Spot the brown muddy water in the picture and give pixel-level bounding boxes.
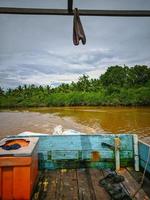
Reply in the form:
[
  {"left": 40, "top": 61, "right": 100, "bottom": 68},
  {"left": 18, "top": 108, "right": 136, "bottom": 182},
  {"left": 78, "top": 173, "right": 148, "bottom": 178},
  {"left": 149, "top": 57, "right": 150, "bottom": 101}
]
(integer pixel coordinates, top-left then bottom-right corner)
[{"left": 0, "top": 106, "right": 150, "bottom": 140}]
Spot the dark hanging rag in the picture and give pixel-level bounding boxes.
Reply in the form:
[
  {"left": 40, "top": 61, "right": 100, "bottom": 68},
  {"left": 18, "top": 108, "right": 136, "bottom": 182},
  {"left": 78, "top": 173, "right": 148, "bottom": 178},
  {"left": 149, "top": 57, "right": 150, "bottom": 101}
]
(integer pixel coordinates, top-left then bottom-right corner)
[{"left": 73, "top": 8, "right": 86, "bottom": 45}]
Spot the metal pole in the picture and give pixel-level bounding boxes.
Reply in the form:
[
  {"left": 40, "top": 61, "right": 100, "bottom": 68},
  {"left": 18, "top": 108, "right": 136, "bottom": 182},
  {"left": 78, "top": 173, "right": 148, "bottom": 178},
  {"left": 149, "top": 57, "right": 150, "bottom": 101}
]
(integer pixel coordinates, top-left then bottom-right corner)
[
  {"left": 68, "top": 0, "right": 73, "bottom": 13},
  {"left": 0, "top": 7, "right": 150, "bottom": 17}
]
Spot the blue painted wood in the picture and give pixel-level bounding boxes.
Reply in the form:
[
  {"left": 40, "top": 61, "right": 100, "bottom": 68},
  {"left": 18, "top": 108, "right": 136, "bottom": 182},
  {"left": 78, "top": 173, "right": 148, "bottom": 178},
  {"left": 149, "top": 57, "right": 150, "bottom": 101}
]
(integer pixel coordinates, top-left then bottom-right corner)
[
  {"left": 7, "top": 134, "right": 134, "bottom": 170},
  {"left": 139, "top": 140, "right": 150, "bottom": 173},
  {"left": 37, "top": 134, "right": 133, "bottom": 151},
  {"left": 43, "top": 161, "right": 115, "bottom": 170}
]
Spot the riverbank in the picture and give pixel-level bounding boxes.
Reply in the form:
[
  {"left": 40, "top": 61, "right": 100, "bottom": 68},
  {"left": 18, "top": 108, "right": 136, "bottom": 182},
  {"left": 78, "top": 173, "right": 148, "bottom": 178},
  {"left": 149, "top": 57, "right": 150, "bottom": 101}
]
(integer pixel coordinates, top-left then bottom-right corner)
[
  {"left": 1, "top": 65, "right": 150, "bottom": 107},
  {"left": 0, "top": 87, "right": 150, "bottom": 108}
]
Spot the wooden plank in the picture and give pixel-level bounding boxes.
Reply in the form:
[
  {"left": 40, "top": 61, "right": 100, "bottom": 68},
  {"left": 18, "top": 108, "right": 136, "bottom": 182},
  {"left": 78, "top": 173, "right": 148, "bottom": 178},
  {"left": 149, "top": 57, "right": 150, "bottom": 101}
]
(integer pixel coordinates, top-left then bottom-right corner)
[
  {"left": 44, "top": 170, "right": 59, "bottom": 200},
  {"left": 57, "top": 169, "right": 78, "bottom": 200},
  {"left": 32, "top": 170, "right": 59, "bottom": 200},
  {"left": 52, "top": 150, "right": 79, "bottom": 160},
  {"left": 77, "top": 169, "right": 95, "bottom": 200},
  {"left": 119, "top": 168, "right": 150, "bottom": 200},
  {"left": 41, "top": 160, "right": 115, "bottom": 170},
  {"left": 127, "top": 167, "right": 150, "bottom": 198},
  {"left": 0, "top": 7, "right": 150, "bottom": 17},
  {"left": 89, "top": 169, "right": 111, "bottom": 200},
  {"left": 33, "top": 169, "right": 150, "bottom": 200},
  {"left": 138, "top": 140, "right": 150, "bottom": 174}
]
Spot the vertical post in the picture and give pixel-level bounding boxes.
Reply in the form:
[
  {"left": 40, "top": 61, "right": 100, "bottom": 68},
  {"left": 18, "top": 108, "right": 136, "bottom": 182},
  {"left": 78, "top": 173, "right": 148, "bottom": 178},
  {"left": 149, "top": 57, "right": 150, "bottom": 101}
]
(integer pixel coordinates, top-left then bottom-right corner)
[
  {"left": 68, "top": 0, "right": 73, "bottom": 13},
  {"left": 114, "top": 137, "right": 121, "bottom": 171},
  {"left": 133, "top": 134, "right": 139, "bottom": 171}
]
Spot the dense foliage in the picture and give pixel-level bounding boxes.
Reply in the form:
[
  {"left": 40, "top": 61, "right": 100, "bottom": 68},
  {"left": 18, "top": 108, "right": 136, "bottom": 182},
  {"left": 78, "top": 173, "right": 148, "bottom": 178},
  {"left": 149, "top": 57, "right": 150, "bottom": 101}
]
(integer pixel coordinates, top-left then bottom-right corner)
[{"left": 0, "top": 65, "right": 150, "bottom": 107}]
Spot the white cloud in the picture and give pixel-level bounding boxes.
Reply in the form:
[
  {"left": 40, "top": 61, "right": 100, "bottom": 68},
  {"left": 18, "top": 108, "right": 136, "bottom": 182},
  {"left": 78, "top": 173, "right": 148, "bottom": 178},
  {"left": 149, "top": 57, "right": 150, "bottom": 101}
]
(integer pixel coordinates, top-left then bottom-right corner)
[
  {"left": 1, "top": 47, "right": 149, "bottom": 89},
  {"left": 0, "top": 0, "right": 150, "bottom": 88},
  {"left": 0, "top": 48, "right": 119, "bottom": 88}
]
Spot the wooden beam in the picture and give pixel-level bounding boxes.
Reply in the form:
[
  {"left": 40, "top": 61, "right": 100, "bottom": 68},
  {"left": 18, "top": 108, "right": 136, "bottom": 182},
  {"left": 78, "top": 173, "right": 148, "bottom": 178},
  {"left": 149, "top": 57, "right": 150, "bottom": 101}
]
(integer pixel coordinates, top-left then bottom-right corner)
[
  {"left": 0, "top": 7, "right": 150, "bottom": 17},
  {"left": 68, "top": 0, "right": 73, "bottom": 13}
]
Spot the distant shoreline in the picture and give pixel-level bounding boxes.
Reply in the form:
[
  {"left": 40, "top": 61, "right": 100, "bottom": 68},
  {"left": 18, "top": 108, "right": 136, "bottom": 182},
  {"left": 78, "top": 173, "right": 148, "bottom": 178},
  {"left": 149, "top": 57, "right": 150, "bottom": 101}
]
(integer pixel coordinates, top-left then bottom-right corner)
[
  {"left": 0, "top": 103, "right": 150, "bottom": 109},
  {"left": 1, "top": 65, "right": 150, "bottom": 107}
]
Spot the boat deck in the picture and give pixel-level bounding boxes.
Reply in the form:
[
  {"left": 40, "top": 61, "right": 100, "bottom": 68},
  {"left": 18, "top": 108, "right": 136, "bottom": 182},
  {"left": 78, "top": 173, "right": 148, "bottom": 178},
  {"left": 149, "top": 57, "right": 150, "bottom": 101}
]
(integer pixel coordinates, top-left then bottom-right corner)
[{"left": 32, "top": 168, "right": 150, "bottom": 200}]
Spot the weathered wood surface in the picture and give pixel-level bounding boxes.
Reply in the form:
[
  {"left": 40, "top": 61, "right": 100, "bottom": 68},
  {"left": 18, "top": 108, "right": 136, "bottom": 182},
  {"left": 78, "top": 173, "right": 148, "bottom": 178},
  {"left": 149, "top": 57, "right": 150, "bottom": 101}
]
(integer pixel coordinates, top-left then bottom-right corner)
[
  {"left": 77, "top": 169, "right": 93, "bottom": 200},
  {"left": 139, "top": 140, "right": 150, "bottom": 174},
  {"left": 32, "top": 169, "right": 110, "bottom": 200},
  {"left": 36, "top": 134, "right": 134, "bottom": 170},
  {"left": 32, "top": 168, "right": 149, "bottom": 200},
  {"left": 89, "top": 169, "right": 110, "bottom": 200},
  {"left": 127, "top": 167, "right": 150, "bottom": 198},
  {"left": 119, "top": 168, "right": 149, "bottom": 200}
]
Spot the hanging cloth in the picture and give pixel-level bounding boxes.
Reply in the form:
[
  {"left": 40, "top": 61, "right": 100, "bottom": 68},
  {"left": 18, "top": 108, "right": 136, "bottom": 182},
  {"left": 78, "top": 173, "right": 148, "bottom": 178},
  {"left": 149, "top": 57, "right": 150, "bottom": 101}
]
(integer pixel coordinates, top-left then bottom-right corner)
[{"left": 73, "top": 8, "right": 86, "bottom": 45}]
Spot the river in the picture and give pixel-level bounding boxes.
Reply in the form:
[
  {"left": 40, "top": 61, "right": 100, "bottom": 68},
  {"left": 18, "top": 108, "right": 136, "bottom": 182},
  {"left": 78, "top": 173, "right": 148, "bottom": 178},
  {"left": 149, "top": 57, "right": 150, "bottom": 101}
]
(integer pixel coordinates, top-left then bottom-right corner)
[{"left": 0, "top": 106, "right": 150, "bottom": 139}]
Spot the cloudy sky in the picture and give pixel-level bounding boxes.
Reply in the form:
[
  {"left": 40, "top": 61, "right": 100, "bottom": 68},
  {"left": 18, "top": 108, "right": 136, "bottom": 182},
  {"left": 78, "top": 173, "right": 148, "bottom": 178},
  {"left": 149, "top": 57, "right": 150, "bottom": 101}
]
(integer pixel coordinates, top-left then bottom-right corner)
[{"left": 0, "top": 0, "right": 150, "bottom": 88}]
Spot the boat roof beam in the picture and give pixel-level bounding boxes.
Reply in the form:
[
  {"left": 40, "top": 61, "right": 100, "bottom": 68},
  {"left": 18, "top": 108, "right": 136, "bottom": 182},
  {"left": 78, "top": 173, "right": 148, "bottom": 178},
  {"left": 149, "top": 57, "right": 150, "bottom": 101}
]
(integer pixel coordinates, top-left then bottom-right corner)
[{"left": 0, "top": 7, "right": 150, "bottom": 17}]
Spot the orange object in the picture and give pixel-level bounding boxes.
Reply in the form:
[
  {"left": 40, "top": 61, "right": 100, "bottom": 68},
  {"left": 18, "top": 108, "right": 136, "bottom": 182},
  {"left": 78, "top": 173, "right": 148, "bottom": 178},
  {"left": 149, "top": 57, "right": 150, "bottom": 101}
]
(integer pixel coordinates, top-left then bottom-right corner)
[
  {"left": 3, "top": 139, "right": 30, "bottom": 147},
  {"left": 0, "top": 137, "right": 39, "bottom": 200}
]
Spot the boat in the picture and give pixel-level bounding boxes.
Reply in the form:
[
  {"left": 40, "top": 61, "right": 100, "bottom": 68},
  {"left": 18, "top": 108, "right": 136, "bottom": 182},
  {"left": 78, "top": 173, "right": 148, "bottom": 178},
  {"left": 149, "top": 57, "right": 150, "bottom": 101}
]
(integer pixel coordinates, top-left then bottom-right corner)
[
  {"left": 0, "top": 132, "right": 150, "bottom": 200},
  {"left": 0, "top": 1, "right": 150, "bottom": 199}
]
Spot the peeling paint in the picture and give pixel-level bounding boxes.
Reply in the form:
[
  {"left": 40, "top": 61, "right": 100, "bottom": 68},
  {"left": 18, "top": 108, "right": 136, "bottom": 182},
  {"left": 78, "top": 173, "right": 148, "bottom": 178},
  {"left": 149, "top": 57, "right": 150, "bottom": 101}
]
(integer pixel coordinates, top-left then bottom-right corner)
[{"left": 91, "top": 151, "right": 100, "bottom": 161}]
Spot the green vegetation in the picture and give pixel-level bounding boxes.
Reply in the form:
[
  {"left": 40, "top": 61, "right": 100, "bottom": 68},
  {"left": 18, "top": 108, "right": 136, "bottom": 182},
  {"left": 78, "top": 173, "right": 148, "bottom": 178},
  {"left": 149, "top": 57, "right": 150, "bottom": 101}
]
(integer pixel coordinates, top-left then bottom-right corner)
[{"left": 0, "top": 65, "right": 150, "bottom": 107}]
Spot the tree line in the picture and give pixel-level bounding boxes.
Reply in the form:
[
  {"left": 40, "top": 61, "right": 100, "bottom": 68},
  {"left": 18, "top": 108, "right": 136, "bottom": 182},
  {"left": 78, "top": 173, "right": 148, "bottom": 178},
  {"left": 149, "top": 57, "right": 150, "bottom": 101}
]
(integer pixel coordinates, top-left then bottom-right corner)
[{"left": 0, "top": 65, "right": 150, "bottom": 107}]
